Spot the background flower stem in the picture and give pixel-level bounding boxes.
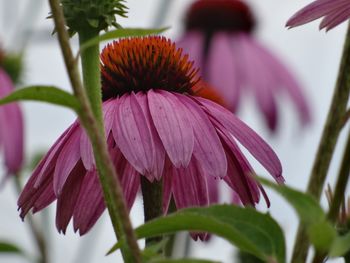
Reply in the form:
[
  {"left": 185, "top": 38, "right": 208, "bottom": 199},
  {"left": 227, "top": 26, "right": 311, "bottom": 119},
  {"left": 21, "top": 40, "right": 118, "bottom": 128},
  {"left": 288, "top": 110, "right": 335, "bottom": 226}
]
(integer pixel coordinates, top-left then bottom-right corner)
[
  {"left": 48, "top": 0, "right": 141, "bottom": 262},
  {"left": 291, "top": 23, "right": 350, "bottom": 263},
  {"left": 14, "top": 176, "right": 48, "bottom": 263},
  {"left": 141, "top": 176, "right": 163, "bottom": 247}
]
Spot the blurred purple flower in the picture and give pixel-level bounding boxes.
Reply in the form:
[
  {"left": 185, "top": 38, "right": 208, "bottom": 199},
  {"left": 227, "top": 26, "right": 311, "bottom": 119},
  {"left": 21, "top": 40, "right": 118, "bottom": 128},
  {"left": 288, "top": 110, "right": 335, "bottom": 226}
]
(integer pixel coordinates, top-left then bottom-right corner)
[
  {"left": 18, "top": 37, "right": 283, "bottom": 236},
  {"left": 178, "top": 0, "right": 311, "bottom": 131},
  {"left": 0, "top": 68, "right": 24, "bottom": 181},
  {"left": 287, "top": 0, "right": 350, "bottom": 31}
]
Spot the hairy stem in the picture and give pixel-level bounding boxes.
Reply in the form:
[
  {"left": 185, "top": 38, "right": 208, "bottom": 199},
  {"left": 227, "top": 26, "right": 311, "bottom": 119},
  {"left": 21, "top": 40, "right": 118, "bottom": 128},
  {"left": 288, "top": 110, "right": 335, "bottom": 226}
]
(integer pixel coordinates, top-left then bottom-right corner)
[
  {"left": 14, "top": 176, "right": 48, "bottom": 263},
  {"left": 291, "top": 23, "right": 350, "bottom": 263},
  {"left": 78, "top": 29, "right": 103, "bottom": 126},
  {"left": 48, "top": 0, "right": 141, "bottom": 262}
]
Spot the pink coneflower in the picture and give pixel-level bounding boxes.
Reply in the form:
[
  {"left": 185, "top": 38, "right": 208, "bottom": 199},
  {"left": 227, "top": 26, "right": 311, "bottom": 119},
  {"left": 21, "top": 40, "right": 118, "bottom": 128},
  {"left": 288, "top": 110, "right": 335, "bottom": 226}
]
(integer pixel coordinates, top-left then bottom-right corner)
[
  {"left": 0, "top": 50, "right": 24, "bottom": 180},
  {"left": 18, "top": 36, "right": 283, "bottom": 236},
  {"left": 178, "top": 0, "right": 311, "bottom": 131},
  {"left": 287, "top": 0, "right": 350, "bottom": 31}
]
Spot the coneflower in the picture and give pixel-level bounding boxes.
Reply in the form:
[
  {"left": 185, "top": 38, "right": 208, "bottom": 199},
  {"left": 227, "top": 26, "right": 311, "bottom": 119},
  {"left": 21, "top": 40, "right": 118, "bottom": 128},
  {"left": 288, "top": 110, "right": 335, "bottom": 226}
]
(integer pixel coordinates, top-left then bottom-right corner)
[
  {"left": 178, "top": 0, "right": 311, "bottom": 131},
  {"left": 18, "top": 36, "right": 283, "bottom": 237}
]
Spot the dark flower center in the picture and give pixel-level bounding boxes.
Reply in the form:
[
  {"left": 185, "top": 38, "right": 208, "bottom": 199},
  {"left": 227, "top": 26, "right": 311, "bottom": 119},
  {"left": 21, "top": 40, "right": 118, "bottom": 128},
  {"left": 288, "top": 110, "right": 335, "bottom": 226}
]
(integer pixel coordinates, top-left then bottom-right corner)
[
  {"left": 185, "top": 0, "right": 255, "bottom": 33},
  {"left": 100, "top": 36, "right": 200, "bottom": 100}
]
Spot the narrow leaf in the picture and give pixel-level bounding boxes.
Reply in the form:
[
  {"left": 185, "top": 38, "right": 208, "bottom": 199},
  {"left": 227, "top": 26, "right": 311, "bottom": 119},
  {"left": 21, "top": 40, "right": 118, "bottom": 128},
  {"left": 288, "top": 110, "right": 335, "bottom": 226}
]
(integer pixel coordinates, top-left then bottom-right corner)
[
  {"left": 308, "top": 221, "right": 336, "bottom": 252},
  {"left": 259, "top": 178, "right": 337, "bottom": 251},
  {"left": 0, "top": 241, "right": 23, "bottom": 254},
  {"left": 79, "top": 27, "right": 169, "bottom": 53},
  {"left": 0, "top": 86, "right": 79, "bottom": 111},
  {"left": 330, "top": 232, "right": 350, "bottom": 257},
  {"left": 109, "top": 205, "right": 286, "bottom": 263},
  {"left": 258, "top": 177, "right": 325, "bottom": 224}
]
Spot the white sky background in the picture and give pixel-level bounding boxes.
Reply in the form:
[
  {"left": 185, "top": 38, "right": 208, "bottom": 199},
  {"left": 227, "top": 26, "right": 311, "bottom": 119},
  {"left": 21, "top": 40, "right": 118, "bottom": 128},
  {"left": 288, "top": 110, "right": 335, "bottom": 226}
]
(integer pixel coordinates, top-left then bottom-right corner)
[{"left": 0, "top": 0, "right": 348, "bottom": 262}]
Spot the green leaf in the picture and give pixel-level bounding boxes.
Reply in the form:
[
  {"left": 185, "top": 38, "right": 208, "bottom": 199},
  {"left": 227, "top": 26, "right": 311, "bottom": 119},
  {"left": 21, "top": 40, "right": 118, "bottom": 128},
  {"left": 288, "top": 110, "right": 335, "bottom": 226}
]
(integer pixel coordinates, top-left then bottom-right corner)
[
  {"left": 0, "top": 241, "right": 23, "bottom": 255},
  {"left": 258, "top": 178, "right": 325, "bottom": 224},
  {"left": 259, "top": 178, "right": 337, "bottom": 252},
  {"left": 79, "top": 27, "right": 169, "bottom": 52},
  {"left": 109, "top": 205, "right": 286, "bottom": 263},
  {"left": 330, "top": 231, "right": 350, "bottom": 257},
  {"left": 308, "top": 221, "right": 336, "bottom": 252},
  {"left": 0, "top": 86, "right": 80, "bottom": 112}
]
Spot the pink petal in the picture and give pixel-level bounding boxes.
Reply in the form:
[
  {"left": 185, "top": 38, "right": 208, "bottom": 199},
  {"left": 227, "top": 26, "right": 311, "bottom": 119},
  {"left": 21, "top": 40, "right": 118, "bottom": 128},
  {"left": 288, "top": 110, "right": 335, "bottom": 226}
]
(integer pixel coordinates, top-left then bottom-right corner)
[
  {"left": 134, "top": 92, "right": 165, "bottom": 181},
  {"left": 73, "top": 170, "right": 105, "bottom": 235},
  {"left": 195, "top": 97, "right": 283, "bottom": 181},
  {"left": 176, "top": 31, "right": 204, "bottom": 73},
  {"left": 162, "top": 158, "right": 174, "bottom": 213},
  {"left": 53, "top": 124, "right": 82, "bottom": 195},
  {"left": 56, "top": 161, "right": 85, "bottom": 234},
  {"left": 245, "top": 36, "right": 311, "bottom": 126},
  {"left": 206, "top": 174, "right": 219, "bottom": 204},
  {"left": 320, "top": 6, "right": 350, "bottom": 30},
  {"left": 112, "top": 93, "right": 156, "bottom": 177},
  {"left": 148, "top": 90, "right": 194, "bottom": 167},
  {"left": 176, "top": 93, "right": 227, "bottom": 178},
  {"left": 103, "top": 99, "right": 117, "bottom": 135},
  {"left": 34, "top": 122, "right": 78, "bottom": 187},
  {"left": 206, "top": 33, "right": 240, "bottom": 112},
  {"left": 286, "top": 0, "right": 349, "bottom": 28},
  {"left": 80, "top": 130, "right": 94, "bottom": 171},
  {"left": 236, "top": 34, "right": 279, "bottom": 130},
  {"left": 110, "top": 148, "right": 140, "bottom": 209},
  {"left": 18, "top": 171, "right": 54, "bottom": 218},
  {"left": 0, "top": 69, "right": 23, "bottom": 174},
  {"left": 172, "top": 158, "right": 209, "bottom": 209}
]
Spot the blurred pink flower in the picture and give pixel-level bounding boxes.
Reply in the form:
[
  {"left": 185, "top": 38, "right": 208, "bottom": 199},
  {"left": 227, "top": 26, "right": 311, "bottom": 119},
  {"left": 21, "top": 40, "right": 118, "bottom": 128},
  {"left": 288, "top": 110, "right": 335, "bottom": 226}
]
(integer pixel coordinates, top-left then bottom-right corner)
[
  {"left": 0, "top": 68, "right": 24, "bottom": 180},
  {"left": 18, "top": 37, "right": 283, "bottom": 236},
  {"left": 287, "top": 0, "right": 350, "bottom": 31},
  {"left": 178, "top": 0, "right": 311, "bottom": 131}
]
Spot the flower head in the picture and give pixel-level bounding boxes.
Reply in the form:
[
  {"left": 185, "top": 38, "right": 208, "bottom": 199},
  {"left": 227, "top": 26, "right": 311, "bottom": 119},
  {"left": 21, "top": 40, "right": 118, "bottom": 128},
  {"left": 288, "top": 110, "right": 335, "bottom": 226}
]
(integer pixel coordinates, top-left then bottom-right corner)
[
  {"left": 286, "top": 0, "right": 350, "bottom": 31},
  {"left": 178, "top": 0, "right": 311, "bottom": 131},
  {"left": 18, "top": 36, "right": 283, "bottom": 236},
  {"left": 0, "top": 49, "right": 24, "bottom": 181}
]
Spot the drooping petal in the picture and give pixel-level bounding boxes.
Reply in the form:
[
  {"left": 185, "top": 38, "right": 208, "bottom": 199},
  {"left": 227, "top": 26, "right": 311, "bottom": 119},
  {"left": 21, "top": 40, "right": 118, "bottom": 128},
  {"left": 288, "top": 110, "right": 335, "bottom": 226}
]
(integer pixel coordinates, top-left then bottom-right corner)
[
  {"left": 235, "top": 34, "right": 279, "bottom": 130},
  {"left": 320, "top": 5, "right": 350, "bottom": 30},
  {"left": 73, "top": 170, "right": 105, "bottom": 235},
  {"left": 148, "top": 90, "right": 194, "bottom": 167},
  {"left": 195, "top": 97, "right": 283, "bottom": 181},
  {"left": 219, "top": 130, "right": 261, "bottom": 206},
  {"left": 53, "top": 124, "right": 82, "bottom": 195},
  {"left": 134, "top": 92, "right": 165, "bottom": 181},
  {"left": 206, "top": 33, "right": 240, "bottom": 112},
  {"left": 162, "top": 158, "right": 174, "bottom": 213},
  {"left": 176, "top": 93, "right": 227, "bottom": 178},
  {"left": 18, "top": 170, "right": 55, "bottom": 218},
  {"left": 176, "top": 31, "right": 204, "bottom": 72},
  {"left": 112, "top": 93, "right": 155, "bottom": 176},
  {"left": 286, "top": 0, "right": 349, "bottom": 28},
  {"left": 56, "top": 161, "right": 85, "bottom": 234},
  {"left": 206, "top": 174, "right": 219, "bottom": 204},
  {"left": 110, "top": 148, "right": 140, "bottom": 209},
  {"left": 172, "top": 158, "right": 209, "bottom": 209},
  {"left": 244, "top": 35, "right": 311, "bottom": 126},
  {"left": 34, "top": 122, "right": 77, "bottom": 187},
  {"left": 0, "top": 69, "right": 23, "bottom": 174},
  {"left": 80, "top": 130, "right": 94, "bottom": 171}
]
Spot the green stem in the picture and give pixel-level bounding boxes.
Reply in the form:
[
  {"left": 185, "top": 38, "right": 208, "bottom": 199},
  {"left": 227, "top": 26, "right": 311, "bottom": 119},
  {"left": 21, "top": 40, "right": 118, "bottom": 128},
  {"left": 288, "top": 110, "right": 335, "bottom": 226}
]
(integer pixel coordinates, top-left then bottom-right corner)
[
  {"left": 291, "top": 23, "right": 350, "bottom": 263},
  {"left": 312, "top": 128, "right": 350, "bottom": 263},
  {"left": 78, "top": 29, "right": 103, "bottom": 125},
  {"left": 141, "top": 176, "right": 163, "bottom": 247},
  {"left": 48, "top": 1, "right": 141, "bottom": 262},
  {"left": 14, "top": 176, "right": 48, "bottom": 263}
]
